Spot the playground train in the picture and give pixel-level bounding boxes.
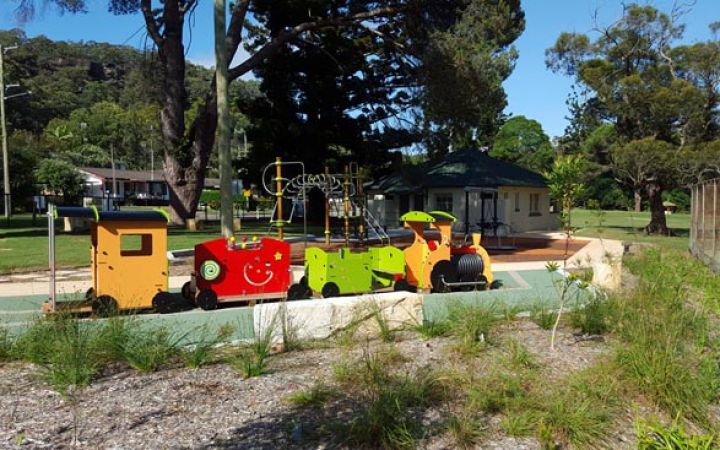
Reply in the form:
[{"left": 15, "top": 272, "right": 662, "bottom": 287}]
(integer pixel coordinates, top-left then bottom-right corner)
[{"left": 45, "top": 207, "right": 500, "bottom": 315}]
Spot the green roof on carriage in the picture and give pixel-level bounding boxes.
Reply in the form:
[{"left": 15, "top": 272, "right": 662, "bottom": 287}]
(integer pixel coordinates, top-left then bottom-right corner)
[
  {"left": 366, "top": 149, "right": 547, "bottom": 193},
  {"left": 400, "top": 211, "right": 435, "bottom": 223},
  {"left": 429, "top": 211, "right": 457, "bottom": 222}
]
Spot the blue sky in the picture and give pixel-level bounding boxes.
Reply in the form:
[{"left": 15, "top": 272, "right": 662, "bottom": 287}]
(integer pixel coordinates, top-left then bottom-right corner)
[{"left": 1, "top": 0, "right": 718, "bottom": 138}]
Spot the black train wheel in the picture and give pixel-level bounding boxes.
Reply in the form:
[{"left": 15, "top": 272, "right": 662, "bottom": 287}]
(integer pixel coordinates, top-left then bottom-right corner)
[
  {"left": 181, "top": 281, "right": 195, "bottom": 301},
  {"left": 321, "top": 282, "right": 340, "bottom": 298},
  {"left": 287, "top": 283, "right": 312, "bottom": 300},
  {"left": 393, "top": 278, "right": 413, "bottom": 292},
  {"left": 196, "top": 289, "right": 218, "bottom": 311},
  {"left": 430, "top": 261, "right": 457, "bottom": 293},
  {"left": 93, "top": 295, "right": 118, "bottom": 317},
  {"left": 152, "top": 291, "right": 175, "bottom": 314}
]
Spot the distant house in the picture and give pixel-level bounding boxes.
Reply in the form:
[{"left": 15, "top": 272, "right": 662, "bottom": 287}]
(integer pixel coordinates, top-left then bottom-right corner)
[
  {"left": 365, "top": 149, "right": 557, "bottom": 234},
  {"left": 78, "top": 167, "right": 221, "bottom": 205}
]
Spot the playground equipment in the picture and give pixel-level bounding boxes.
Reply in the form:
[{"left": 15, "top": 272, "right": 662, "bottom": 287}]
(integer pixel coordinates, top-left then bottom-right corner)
[
  {"left": 304, "top": 246, "right": 405, "bottom": 297},
  {"left": 185, "top": 236, "right": 298, "bottom": 309},
  {"left": 400, "top": 210, "right": 498, "bottom": 292},
  {"left": 43, "top": 205, "right": 172, "bottom": 314}
]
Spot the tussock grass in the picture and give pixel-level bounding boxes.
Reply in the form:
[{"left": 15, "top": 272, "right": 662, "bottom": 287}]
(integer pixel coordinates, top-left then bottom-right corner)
[
  {"left": 0, "top": 328, "right": 15, "bottom": 362},
  {"left": 446, "top": 303, "right": 499, "bottom": 355},
  {"left": 412, "top": 319, "right": 452, "bottom": 339},
  {"left": 613, "top": 248, "right": 720, "bottom": 426},
  {"left": 122, "top": 327, "right": 183, "bottom": 372},
  {"left": 286, "top": 383, "right": 338, "bottom": 408},
  {"left": 636, "top": 417, "right": 716, "bottom": 449},
  {"left": 230, "top": 318, "right": 275, "bottom": 378},
  {"left": 446, "top": 413, "right": 485, "bottom": 449},
  {"left": 529, "top": 304, "right": 557, "bottom": 330},
  {"left": 329, "top": 345, "right": 446, "bottom": 449},
  {"left": 183, "top": 324, "right": 234, "bottom": 369}
]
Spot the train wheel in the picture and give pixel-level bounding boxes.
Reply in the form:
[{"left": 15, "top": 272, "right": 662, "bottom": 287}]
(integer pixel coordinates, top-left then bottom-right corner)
[
  {"left": 321, "top": 282, "right": 340, "bottom": 298},
  {"left": 288, "top": 283, "right": 311, "bottom": 301},
  {"left": 93, "top": 295, "right": 118, "bottom": 317},
  {"left": 181, "top": 281, "right": 195, "bottom": 301},
  {"left": 197, "top": 289, "right": 218, "bottom": 311},
  {"left": 430, "top": 261, "right": 457, "bottom": 293},
  {"left": 85, "top": 287, "right": 96, "bottom": 302},
  {"left": 490, "top": 280, "right": 503, "bottom": 290},
  {"left": 152, "top": 291, "right": 175, "bottom": 314},
  {"left": 393, "top": 279, "right": 413, "bottom": 292}
]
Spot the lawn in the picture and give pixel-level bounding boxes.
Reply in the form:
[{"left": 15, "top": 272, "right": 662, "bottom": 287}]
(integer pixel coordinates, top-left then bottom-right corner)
[
  {"left": 0, "top": 213, "right": 320, "bottom": 274},
  {"left": 572, "top": 208, "right": 690, "bottom": 251}
]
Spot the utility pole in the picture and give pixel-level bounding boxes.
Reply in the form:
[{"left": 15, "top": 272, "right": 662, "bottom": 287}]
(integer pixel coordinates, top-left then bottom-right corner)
[
  {"left": 0, "top": 44, "right": 28, "bottom": 220},
  {"left": 1, "top": 44, "right": 10, "bottom": 219},
  {"left": 215, "top": 0, "right": 233, "bottom": 239},
  {"left": 149, "top": 125, "right": 154, "bottom": 181}
]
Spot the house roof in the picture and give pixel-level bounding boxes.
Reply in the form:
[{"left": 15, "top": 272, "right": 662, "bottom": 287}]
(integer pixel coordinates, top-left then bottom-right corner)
[
  {"left": 79, "top": 167, "right": 220, "bottom": 188},
  {"left": 80, "top": 167, "right": 164, "bottom": 182},
  {"left": 366, "top": 149, "right": 547, "bottom": 194}
]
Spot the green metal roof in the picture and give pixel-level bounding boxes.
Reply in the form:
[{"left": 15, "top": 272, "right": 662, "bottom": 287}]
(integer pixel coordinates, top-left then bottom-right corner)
[{"left": 367, "top": 149, "right": 547, "bottom": 193}]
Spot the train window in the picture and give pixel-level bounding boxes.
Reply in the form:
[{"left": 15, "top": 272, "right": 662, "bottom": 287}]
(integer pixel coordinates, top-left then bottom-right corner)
[{"left": 120, "top": 234, "right": 153, "bottom": 257}]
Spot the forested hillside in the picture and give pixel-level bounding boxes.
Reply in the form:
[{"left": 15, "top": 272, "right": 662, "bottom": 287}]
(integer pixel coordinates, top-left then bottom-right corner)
[{"left": 0, "top": 28, "right": 257, "bottom": 202}]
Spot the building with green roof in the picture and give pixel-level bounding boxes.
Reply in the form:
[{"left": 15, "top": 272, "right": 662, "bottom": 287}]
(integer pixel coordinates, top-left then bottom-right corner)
[{"left": 365, "top": 149, "right": 558, "bottom": 234}]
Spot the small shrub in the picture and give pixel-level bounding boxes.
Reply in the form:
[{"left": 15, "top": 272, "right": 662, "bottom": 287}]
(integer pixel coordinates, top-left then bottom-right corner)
[
  {"left": 529, "top": 304, "right": 557, "bottom": 330},
  {"left": 183, "top": 324, "right": 234, "bottom": 369},
  {"left": 122, "top": 327, "right": 182, "bottom": 372},
  {"left": 287, "top": 383, "right": 338, "bottom": 408},
  {"left": 446, "top": 414, "right": 485, "bottom": 448},
  {"left": 12, "top": 315, "right": 63, "bottom": 363},
  {"left": 570, "top": 295, "right": 609, "bottom": 335},
  {"left": 636, "top": 418, "right": 715, "bottom": 450},
  {"left": 413, "top": 319, "right": 451, "bottom": 339}
]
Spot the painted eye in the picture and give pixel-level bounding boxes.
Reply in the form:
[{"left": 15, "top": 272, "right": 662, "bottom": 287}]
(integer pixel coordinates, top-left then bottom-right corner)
[{"left": 200, "top": 260, "right": 221, "bottom": 281}]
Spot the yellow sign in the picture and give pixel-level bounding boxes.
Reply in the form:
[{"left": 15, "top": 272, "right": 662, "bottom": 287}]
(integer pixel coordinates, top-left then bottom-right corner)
[{"left": 243, "top": 189, "right": 252, "bottom": 198}]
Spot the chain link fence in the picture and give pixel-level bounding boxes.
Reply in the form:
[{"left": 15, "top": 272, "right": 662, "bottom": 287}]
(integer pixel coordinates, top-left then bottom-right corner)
[{"left": 690, "top": 179, "right": 720, "bottom": 272}]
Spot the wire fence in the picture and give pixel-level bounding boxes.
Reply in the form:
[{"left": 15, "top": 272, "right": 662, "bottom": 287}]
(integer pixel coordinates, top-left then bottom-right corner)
[{"left": 690, "top": 179, "right": 720, "bottom": 272}]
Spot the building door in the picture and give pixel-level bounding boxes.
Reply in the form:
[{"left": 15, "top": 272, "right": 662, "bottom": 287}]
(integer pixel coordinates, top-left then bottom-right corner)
[
  {"left": 413, "top": 194, "right": 424, "bottom": 212},
  {"left": 399, "top": 195, "right": 410, "bottom": 215}
]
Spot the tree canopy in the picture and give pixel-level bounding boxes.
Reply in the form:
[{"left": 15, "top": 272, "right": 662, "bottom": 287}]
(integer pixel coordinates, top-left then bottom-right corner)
[
  {"left": 547, "top": 3, "right": 720, "bottom": 233},
  {"left": 490, "top": 115, "right": 553, "bottom": 173}
]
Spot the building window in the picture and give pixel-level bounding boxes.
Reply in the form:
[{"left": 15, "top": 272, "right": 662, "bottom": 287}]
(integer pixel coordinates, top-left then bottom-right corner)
[
  {"left": 514, "top": 192, "right": 520, "bottom": 212},
  {"left": 529, "top": 193, "right": 541, "bottom": 216},
  {"left": 435, "top": 194, "right": 453, "bottom": 214}
]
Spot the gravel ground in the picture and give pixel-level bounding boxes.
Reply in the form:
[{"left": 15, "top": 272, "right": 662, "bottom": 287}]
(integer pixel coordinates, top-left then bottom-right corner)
[{"left": 1, "top": 321, "right": 617, "bottom": 450}]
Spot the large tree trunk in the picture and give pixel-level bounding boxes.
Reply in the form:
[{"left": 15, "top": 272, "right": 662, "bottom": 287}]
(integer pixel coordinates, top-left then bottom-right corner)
[
  {"left": 156, "top": 0, "right": 207, "bottom": 226},
  {"left": 644, "top": 182, "right": 668, "bottom": 235},
  {"left": 634, "top": 189, "right": 642, "bottom": 212}
]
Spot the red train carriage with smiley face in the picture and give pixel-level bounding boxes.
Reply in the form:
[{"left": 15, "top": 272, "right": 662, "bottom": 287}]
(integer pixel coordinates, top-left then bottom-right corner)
[{"left": 184, "top": 237, "right": 297, "bottom": 310}]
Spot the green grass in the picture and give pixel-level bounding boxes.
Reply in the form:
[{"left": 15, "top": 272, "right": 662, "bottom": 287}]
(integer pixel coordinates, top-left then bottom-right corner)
[
  {"left": 0, "top": 213, "right": 321, "bottom": 273},
  {"left": 573, "top": 208, "right": 689, "bottom": 251}
]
